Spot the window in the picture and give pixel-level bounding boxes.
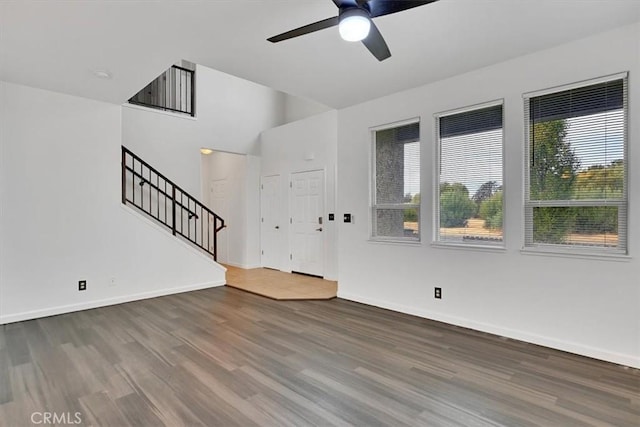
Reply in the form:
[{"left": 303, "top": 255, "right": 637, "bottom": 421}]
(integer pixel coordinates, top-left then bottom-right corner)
[
  {"left": 524, "top": 74, "right": 627, "bottom": 254},
  {"left": 435, "top": 102, "right": 504, "bottom": 246},
  {"left": 372, "top": 120, "right": 420, "bottom": 241},
  {"left": 129, "top": 65, "right": 195, "bottom": 116}
]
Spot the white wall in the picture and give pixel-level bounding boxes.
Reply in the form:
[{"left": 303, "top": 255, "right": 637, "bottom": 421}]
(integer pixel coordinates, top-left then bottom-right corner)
[
  {"left": 200, "top": 151, "right": 261, "bottom": 269},
  {"left": 122, "top": 64, "right": 286, "bottom": 196},
  {"left": 260, "top": 110, "right": 338, "bottom": 280},
  {"left": 0, "top": 81, "right": 225, "bottom": 324},
  {"left": 336, "top": 23, "right": 640, "bottom": 368},
  {"left": 283, "top": 94, "right": 331, "bottom": 124}
]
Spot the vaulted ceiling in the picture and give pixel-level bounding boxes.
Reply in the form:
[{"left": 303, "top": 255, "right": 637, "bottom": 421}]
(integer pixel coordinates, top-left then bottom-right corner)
[{"left": 1, "top": 0, "right": 638, "bottom": 109}]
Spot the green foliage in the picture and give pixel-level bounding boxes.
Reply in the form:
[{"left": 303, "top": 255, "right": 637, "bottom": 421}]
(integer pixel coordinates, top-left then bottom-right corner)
[
  {"left": 530, "top": 120, "right": 579, "bottom": 200},
  {"left": 533, "top": 207, "right": 575, "bottom": 244},
  {"left": 529, "top": 119, "right": 578, "bottom": 241},
  {"left": 473, "top": 181, "right": 499, "bottom": 204},
  {"left": 404, "top": 193, "right": 420, "bottom": 223},
  {"left": 479, "top": 191, "right": 503, "bottom": 229},
  {"left": 573, "top": 206, "right": 617, "bottom": 234},
  {"left": 573, "top": 161, "right": 624, "bottom": 200},
  {"left": 571, "top": 162, "right": 622, "bottom": 234},
  {"left": 440, "top": 183, "right": 476, "bottom": 227},
  {"left": 440, "top": 182, "right": 469, "bottom": 196}
]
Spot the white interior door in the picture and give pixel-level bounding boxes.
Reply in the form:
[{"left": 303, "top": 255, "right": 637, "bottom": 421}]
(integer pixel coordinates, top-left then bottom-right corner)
[
  {"left": 291, "top": 170, "right": 324, "bottom": 277},
  {"left": 210, "top": 179, "right": 228, "bottom": 264},
  {"left": 261, "top": 175, "right": 281, "bottom": 269}
]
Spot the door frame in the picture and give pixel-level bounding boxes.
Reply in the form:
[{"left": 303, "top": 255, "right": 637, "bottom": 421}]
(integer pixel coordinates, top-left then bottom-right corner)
[
  {"left": 288, "top": 168, "right": 326, "bottom": 277},
  {"left": 260, "top": 174, "right": 282, "bottom": 270}
]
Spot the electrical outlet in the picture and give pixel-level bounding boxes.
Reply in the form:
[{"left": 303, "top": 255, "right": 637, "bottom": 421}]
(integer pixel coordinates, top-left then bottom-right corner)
[
  {"left": 79, "top": 280, "right": 87, "bottom": 291},
  {"left": 328, "top": 213, "right": 335, "bottom": 221},
  {"left": 434, "top": 287, "right": 442, "bottom": 299}
]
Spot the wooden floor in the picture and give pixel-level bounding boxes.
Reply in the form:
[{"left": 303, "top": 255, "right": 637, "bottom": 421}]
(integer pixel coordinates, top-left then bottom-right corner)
[
  {"left": 0, "top": 287, "right": 638, "bottom": 426},
  {"left": 225, "top": 265, "right": 337, "bottom": 300}
]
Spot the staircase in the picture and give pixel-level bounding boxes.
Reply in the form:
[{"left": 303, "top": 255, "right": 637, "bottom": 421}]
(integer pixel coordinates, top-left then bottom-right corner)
[{"left": 121, "top": 146, "right": 225, "bottom": 260}]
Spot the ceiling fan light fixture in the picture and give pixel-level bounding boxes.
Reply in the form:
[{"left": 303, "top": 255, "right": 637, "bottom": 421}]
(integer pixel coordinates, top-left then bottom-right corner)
[{"left": 339, "top": 8, "right": 371, "bottom": 42}]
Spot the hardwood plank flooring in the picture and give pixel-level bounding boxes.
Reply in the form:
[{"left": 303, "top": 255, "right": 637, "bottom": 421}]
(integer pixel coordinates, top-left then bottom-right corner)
[
  {"left": 225, "top": 265, "right": 337, "bottom": 300},
  {"left": 0, "top": 287, "right": 638, "bottom": 426}
]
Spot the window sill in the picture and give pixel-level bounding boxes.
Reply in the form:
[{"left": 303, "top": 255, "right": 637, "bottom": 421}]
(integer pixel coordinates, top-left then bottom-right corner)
[
  {"left": 431, "top": 242, "right": 506, "bottom": 253},
  {"left": 122, "top": 103, "right": 197, "bottom": 121},
  {"left": 368, "top": 238, "right": 422, "bottom": 247},
  {"left": 520, "top": 247, "right": 631, "bottom": 262}
]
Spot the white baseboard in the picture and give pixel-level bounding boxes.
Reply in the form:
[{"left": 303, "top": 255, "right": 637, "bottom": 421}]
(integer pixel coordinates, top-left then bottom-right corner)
[
  {"left": 224, "top": 261, "right": 261, "bottom": 270},
  {"left": 337, "top": 291, "right": 640, "bottom": 369},
  {"left": 0, "top": 280, "right": 225, "bottom": 325}
]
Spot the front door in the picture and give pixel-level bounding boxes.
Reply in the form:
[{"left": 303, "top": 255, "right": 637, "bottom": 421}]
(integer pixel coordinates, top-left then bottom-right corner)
[{"left": 290, "top": 170, "right": 324, "bottom": 277}]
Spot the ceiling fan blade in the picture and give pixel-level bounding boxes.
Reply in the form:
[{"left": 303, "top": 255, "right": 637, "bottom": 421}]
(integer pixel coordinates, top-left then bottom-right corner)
[
  {"left": 367, "top": 0, "right": 439, "bottom": 18},
  {"left": 333, "top": 0, "right": 359, "bottom": 7},
  {"left": 362, "top": 21, "right": 391, "bottom": 61},
  {"left": 268, "top": 16, "right": 340, "bottom": 43}
]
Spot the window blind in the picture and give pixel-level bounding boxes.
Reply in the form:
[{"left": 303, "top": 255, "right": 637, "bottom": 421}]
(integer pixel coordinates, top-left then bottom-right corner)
[
  {"left": 436, "top": 103, "right": 504, "bottom": 246},
  {"left": 372, "top": 121, "right": 420, "bottom": 241},
  {"left": 524, "top": 75, "right": 627, "bottom": 253}
]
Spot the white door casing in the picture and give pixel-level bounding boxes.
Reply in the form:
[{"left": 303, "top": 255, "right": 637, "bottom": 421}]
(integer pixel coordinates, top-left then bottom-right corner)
[
  {"left": 290, "top": 170, "right": 324, "bottom": 277},
  {"left": 261, "top": 175, "right": 281, "bottom": 269}
]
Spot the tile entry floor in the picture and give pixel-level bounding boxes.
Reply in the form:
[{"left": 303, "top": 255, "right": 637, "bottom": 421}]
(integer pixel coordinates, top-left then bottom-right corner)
[{"left": 224, "top": 265, "right": 337, "bottom": 300}]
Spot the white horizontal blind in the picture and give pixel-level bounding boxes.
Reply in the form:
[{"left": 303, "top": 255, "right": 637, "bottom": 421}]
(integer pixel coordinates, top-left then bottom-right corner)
[
  {"left": 436, "top": 103, "right": 504, "bottom": 246},
  {"left": 372, "top": 121, "right": 420, "bottom": 241},
  {"left": 524, "top": 75, "right": 627, "bottom": 253}
]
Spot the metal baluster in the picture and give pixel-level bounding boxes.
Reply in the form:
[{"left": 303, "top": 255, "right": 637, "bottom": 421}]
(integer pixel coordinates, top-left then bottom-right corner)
[
  {"left": 148, "top": 167, "right": 152, "bottom": 215},
  {"left": 132, "top": 157, "right": 135, "bottom": 205},
  {"left": 121, "top": 148, "right": 126, "bottom": 205},
  {"left": 213, "top": 217, "right": 218, "bottom": 261},
  {"left": 171, "top": 185, "right": 176, "bottom": 236},
  {"left": 156, "top": 173, "right": 160, "bottom": 220}
]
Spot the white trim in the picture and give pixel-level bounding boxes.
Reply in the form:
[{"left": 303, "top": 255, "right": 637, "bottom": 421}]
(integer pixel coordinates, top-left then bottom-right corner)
[
  {"left": 520, "top": 247, "right": 631, "bottom": 262},
  {"left": 0, "top": 280, "right": 225, "bottom": 325},
  {"left": 527, "top": 199, "right": 626, "bottom": 207},
  {"left": 522, "top": 74, "right": 629, "bottom": 254},
  {"left": 225, "top": 261, "right": 261, "bottom": 269},
  {"left": 433, "top": 98, "right": 504, "bottom": 119},
  {"left": 433, "top": 100, "right": 506, "bottom": 248},
  {"left": 370, "top": 119, "right": 422, "bottom": 242},
  {"left": 367, "top": 238, "right": 422, "bottom": 246},
  {"left": 122, "top": 102, "right": 197, "bottom": 121},
  {"left": 431, "top": 242, "right": 507, "bottom": 253},
  {"left": 337, "top": 291, "right": 640, "bottom": 369},
  {"left": 369, "top": 116, "right": 420, "bottom": 132},
  {"left": 522, "top": 71, "right": 628, "bottom": 99}
]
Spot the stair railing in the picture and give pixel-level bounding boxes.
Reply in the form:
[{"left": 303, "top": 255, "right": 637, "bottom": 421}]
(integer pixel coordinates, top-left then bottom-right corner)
[{"left": 121, "top": 146, "right": 224, "bottom": 260}]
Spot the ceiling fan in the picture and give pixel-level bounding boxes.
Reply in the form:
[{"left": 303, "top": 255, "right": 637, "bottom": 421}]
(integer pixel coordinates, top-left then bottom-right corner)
[{"left": 267, "top": 0, "right": 439, "bottom": 61}]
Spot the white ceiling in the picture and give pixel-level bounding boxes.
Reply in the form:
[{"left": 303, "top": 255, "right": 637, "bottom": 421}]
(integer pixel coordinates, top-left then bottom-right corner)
[{"left": 1, "top": 0, "right": 639, "bottom": 109}]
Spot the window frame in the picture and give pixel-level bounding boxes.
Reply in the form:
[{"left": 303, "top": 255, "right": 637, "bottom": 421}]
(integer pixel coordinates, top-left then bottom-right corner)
[
  {"left": 433, "top": 99, "right": 506, "bottom": 249},
  {"left": 522, "top": 73, "right": 629, "bottom": 256},
  {"left": 370, "top": 117, "right": 421, "bottom": 243}
]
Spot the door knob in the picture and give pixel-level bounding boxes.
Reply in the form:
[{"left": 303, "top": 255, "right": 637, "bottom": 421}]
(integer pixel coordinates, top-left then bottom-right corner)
[
  {"left": 275, "top": 226, "right": 280, "bottom": 229},
  {"left": 315, "top": 227, "right": 323, "bottom": 232}
]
